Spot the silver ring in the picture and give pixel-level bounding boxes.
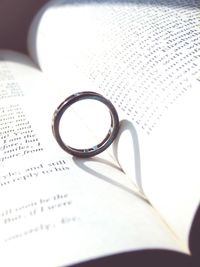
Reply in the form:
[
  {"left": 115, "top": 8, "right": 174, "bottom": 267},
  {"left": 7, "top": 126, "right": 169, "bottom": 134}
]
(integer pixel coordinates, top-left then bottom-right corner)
[{"left": 52, "top": 91, "right": 119, "bottom": 158}]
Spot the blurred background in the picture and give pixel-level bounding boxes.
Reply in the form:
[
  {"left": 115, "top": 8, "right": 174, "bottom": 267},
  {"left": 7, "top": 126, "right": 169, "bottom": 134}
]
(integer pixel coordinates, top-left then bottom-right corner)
[{"left": 0, "top": 0, "right": 49, "bottom": 53}]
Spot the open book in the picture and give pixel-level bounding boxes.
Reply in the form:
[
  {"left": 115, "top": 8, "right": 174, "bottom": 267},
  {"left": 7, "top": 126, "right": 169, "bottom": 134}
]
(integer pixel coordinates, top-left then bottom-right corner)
[{"left": 0, "top": 0, "right": 199, "bottom": 266}]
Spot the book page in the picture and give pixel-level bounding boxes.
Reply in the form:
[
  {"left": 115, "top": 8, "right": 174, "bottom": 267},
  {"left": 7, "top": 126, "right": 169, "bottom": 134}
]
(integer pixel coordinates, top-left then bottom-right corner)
[
  {"left": 28, "top": 0, "right": 200, "bottom": 249},
  {"left": 0, "top": 51, "right": 185, "bottom": 267}
]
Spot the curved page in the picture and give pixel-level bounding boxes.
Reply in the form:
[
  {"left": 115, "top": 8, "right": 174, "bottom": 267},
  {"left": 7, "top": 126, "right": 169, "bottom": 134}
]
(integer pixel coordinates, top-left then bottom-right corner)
[{"left": 28, "top": 0, "right": 200, "bottom": 251}]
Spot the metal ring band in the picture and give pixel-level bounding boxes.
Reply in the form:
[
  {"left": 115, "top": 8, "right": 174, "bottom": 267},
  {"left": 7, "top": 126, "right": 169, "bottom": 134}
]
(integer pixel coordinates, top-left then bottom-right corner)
[{"left": 52, "top": 91, "right": 119, "bottom": 158}]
